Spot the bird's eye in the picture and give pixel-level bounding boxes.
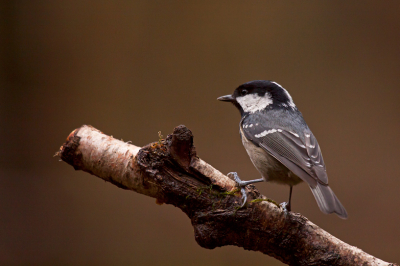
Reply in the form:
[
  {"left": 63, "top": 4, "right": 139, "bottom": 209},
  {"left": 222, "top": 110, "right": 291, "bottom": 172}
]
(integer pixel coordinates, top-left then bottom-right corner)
[{"left": 241, "top": 89, "right": 248, "bottom": 95}]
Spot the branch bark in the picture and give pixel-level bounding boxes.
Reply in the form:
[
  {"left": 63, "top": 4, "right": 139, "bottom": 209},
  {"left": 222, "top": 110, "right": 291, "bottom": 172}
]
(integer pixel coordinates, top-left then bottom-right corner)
[{"left": 56, "top": 125, "right": 397, "bottom": 266}]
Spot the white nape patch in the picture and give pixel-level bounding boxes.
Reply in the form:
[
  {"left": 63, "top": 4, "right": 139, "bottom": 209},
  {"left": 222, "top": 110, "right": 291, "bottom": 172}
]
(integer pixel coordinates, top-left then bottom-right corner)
[
  {"left": 271, "top": 81, "right": 296, "bottom": 110},
  {"left": 289, "top": 131, "right": 299, "bottom": 138},
  {"left": 255, "top": 129, "right": 279, "bottom": 138},
  {"left": 236, "top": 93, "right": 273, "bottom": 113}
]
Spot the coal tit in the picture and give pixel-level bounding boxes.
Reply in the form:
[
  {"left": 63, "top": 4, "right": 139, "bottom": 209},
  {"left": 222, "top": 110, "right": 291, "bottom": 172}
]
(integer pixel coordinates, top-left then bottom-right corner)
[{"left": 218, "top": 80, "right": 348, "bottom": 219}]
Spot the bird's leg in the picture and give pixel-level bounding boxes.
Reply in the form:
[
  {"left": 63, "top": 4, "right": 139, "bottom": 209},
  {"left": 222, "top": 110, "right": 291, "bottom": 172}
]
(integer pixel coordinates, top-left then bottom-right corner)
[
  {"left": 280, "top": 185, "right": 293, "bottom": 212},
  {"left": 227, "top": 172, "right": 264, "bottom": 207}
]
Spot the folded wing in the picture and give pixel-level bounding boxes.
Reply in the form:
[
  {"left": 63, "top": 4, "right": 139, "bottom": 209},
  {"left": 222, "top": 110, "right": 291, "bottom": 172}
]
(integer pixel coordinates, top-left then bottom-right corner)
[{"left": 242, "top": 120, "right": 347, "bottom": 219}]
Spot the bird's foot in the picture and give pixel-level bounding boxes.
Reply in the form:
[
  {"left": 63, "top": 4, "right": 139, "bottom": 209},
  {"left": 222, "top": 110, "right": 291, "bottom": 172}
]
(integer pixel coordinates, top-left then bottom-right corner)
[
  {"left": 228, "top": 172, "right": 247, "bottom": 186},
  {"left": 227, "top": 172, "right": 248, "bottom": 208},
  {"left": 279, "top": 202, "right": 291, "bottom": 212}
]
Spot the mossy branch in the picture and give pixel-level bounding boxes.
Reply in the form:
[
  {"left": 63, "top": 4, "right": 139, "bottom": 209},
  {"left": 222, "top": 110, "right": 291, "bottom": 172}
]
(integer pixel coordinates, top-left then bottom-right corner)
[{"left": 56, "top": 125, "right": 397, "bottom": 266}]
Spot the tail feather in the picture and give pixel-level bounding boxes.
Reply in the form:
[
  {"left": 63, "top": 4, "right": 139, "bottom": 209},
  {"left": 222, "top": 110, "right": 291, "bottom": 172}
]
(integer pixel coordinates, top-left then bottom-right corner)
[{"left": 310, "top": 184, "right": 348, "bottom": 219}]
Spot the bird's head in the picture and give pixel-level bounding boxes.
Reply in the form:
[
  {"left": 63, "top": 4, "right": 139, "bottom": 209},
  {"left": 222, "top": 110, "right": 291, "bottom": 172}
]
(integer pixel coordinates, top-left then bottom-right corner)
[{"left": 218, "top": 80, "right": 296, "bottom": 116}]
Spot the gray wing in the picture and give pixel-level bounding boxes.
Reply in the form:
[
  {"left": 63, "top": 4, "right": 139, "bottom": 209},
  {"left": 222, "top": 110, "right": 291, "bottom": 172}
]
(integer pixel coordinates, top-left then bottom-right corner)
[
  {"left": 242, "top": 120, "right": 348, "bottom": 219},
  {"left": 242, "top": 122, "right": 328, "bottom": 188}
]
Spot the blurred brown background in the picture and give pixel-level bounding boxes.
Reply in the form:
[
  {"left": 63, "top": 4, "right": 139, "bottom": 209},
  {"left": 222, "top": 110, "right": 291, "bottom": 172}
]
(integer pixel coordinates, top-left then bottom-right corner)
[{"left": 1, "top": 1, "right": 400, "bottom": 265}]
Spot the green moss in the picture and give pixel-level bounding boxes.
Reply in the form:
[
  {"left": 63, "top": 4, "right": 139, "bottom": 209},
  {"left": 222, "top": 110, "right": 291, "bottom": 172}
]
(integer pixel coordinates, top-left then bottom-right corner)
[
  {"left": 233, "top": 205, "right": 242, "bottom": 215},
  {"left": 250, "top": 198, "right": 279, "bottom": 207},
  {"left": 195, "top": 186, "right": 242, "bottom": 211},
  {"left": 197, "top": 184, "right": 213, "bottom": 196},
  {"left": 218, "top": 188, "right": 240, "bottom": 197}
]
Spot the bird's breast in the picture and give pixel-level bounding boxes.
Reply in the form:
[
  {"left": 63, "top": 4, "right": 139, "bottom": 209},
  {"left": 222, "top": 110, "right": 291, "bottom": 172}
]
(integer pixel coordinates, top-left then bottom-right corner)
[{"left": 240, "top": 128, "right": 303, "bottom": 186}]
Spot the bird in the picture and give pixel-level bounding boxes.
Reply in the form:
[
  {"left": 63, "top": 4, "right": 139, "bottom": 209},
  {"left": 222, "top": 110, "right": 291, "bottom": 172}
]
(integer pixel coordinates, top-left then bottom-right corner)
[{"left": 218, "top": 80, "right": 348, "bottom": 219}]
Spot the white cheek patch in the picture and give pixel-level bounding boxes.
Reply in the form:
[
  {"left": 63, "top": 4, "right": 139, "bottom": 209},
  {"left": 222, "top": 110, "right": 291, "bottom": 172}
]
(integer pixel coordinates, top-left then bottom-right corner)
[
  {"left": 236, "top": 93, "right": 273, "bottom": 113},
  {"left": 271, "top": 82, "right": 296, "bottom": 110}
]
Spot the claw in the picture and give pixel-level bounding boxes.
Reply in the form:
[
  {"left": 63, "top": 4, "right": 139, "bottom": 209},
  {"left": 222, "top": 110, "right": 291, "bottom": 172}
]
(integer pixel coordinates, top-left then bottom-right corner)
[
  {"left": 239, "top": 187, "right": 247, "bottom": 208},
  {"left": 227, "top": 172, "right": 239, "bottom": 182},
  {"left": 280, "top": 202, "right": 290, "bottom": 213},
  {"left": 227, "top": 172, "right": 265, "bottom": 208},
  {"left": 227, "top": 172, "right": 248, "bottom": 207}
]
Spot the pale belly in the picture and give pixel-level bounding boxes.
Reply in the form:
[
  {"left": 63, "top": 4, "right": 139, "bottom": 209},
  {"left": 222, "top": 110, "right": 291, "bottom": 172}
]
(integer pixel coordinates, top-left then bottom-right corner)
[{"left": 241, "top": 132, "right": 303, "bottom": 186}]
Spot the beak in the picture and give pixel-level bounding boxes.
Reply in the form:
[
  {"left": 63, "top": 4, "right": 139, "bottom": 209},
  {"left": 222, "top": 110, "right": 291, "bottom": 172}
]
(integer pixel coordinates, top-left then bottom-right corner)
[{"left": 217, "top": 94, "right": 235, "bottom": 102}]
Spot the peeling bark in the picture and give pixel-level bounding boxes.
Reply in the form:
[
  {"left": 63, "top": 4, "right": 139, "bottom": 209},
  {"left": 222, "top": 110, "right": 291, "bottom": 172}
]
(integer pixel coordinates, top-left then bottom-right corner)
[{"left": 56, "top": 125, "right": 397, "bottom": 266}]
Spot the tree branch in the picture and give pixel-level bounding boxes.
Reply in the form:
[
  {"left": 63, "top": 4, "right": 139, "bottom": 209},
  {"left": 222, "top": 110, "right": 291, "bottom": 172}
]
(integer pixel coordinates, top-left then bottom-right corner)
[{"left": 56, "top": 125, "right": 397, "bottom": 266}]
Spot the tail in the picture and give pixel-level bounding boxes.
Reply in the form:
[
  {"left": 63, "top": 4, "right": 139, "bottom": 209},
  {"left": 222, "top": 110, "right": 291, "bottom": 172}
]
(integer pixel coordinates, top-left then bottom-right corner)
[{"left": 310, "top": 184, "right": 348, "bottom": 219}]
